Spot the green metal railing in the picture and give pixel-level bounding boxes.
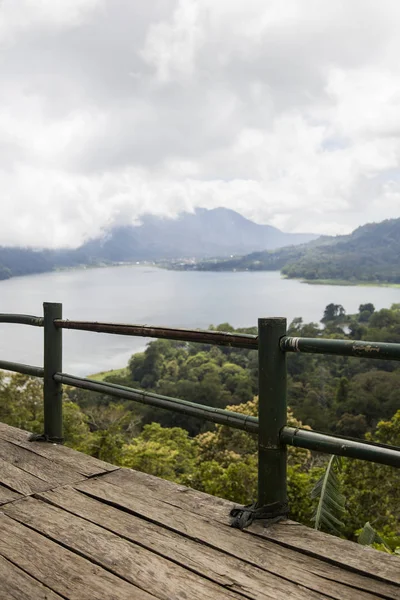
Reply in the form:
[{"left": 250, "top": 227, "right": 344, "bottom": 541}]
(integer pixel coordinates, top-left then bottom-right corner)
[{"left": 1, "top": 303, "right": 400, "bottom": 519}]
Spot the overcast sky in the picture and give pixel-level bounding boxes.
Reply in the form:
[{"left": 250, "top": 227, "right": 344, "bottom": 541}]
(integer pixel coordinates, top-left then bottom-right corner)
[{"left": 1, "top": 0, "right": 400, "bottom": 248}]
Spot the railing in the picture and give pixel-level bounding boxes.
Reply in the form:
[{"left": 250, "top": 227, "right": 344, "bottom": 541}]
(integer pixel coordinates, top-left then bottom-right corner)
[{"left": 1, "top": 302, "right": 400, "bottom": 520}]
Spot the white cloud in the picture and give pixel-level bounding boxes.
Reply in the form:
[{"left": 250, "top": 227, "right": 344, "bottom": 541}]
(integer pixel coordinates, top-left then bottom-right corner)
[
  {"left": 0, "top": 0, "right": 399, "bottom": 248},
  {"left": 0, "top": 0, "right": 103, "bottom": 43}
]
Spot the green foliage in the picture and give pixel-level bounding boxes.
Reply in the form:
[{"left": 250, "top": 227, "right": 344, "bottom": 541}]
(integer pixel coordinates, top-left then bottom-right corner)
[
  {"left": 191, "top": 397, "right": 315, "bottom": 522},
  {"left": 321, "top": 303, "right": 346, "bottom": 323},
  {"left": 358, "top": 522, "right": 391, "bottom": 552},
  {"left": 341, "top": 411, "right": 400, "bottom": 538},
  {"left": 0, "top": 373, "right": 92, "bottom": 449},
  {"left": 126, "top": 336, "right": 255, "bottom": 435},
  {"left": 121, "top": 423, "right": 196, "bottom": 483},
  {"left": 84, "top": 403, "right": 139, "bottom": 463},
  {"left": 0, "top": 372, "right": 44, "bottom": 433},
  {"left": 311, "top": 456, "right": 346, "bottom": 535}
]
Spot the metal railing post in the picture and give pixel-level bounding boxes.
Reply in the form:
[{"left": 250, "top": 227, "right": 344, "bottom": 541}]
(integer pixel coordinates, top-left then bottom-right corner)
[
  {"left": 258, "top": 317, "right": 287, "bottom": 507},
  {"left": 43, "top": 302, "right": 63, "bottom": 442}
]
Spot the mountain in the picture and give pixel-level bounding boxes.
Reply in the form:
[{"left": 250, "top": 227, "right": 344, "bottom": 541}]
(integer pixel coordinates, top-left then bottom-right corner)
[
  {"left": 189, "top": 218, "right": 400, "bottom": 284},
  {"left": 79, "top": 208, "right": 318, "bottom": 261},
  {"left": 0, "top": 208, "right": 318, "bottom": 280}
]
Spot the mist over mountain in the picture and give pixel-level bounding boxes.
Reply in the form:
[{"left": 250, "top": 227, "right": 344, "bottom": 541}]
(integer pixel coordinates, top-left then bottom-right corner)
[{"left": 0, "top": 208, "right": 318, "bottom": 280}]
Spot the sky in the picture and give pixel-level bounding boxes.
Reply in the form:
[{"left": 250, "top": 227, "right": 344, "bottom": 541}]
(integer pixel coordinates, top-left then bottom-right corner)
[{"left": 1, "top": 0, "right": 400, "bottom": 248}]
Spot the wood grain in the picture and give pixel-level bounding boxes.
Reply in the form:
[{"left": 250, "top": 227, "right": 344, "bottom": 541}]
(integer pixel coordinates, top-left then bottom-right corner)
[
  {"left": 0, "top": 512, "right": 156, "bottom": 600},
  {"left": 0, "top": 422, "right": 117, "bottom": 477},
  {"left": 0, "top": 456, "right": 53, "bottom": 495},
  {"left": 0, "top": 438, "right": 84, "bottom": 486},
  {"left": 76, "top": 476, "right": 399, "bottom": 600},
  {"left": 0, "top": 554, "right": 64, "bottom": 600},
  {"left": 37, "top": 485, "right": 329, "bottom": 600},
  {"left": 1, "top": 422, "right": 398, "bottom": 600},
  {"left": 0, "top": 483, "right": 22, "bottom": 505},
  {"left": 5, "top": 496, "right": 247, "bottom": 600},
  {"left": 102, "top": 468, "right": 400, "bottom": 589}
]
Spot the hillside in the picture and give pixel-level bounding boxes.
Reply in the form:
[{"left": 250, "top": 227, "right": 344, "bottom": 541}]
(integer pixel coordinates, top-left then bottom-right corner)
[
  {"left": 78, "top": 208, "right": 317, "bottom": 261},
  {"left": 0, "top": 208, "right": 317, "bottom": 280},
  {"left": 187, "top": 218, "right": 400, "bottom": 284}
]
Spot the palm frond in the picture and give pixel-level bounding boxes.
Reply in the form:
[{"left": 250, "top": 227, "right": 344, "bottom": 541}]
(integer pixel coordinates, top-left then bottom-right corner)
[
  {"left": 358, "top": 522, "right": 391, "bottom": 551},
  {"left": 311, "top": 455, "right": 345, "bottom": 535}
]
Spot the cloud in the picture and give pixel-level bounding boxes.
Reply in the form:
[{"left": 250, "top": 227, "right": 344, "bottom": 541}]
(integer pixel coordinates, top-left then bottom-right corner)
[{"left": 0, "top": 0, "right": 400, "bottom": 247}]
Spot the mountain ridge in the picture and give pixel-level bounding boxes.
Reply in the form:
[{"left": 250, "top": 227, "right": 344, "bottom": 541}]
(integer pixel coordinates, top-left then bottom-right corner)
[
  {"left": 0, "top": 208, "right": 318, "bottom": 280},
  {"left": 186, "top": 217, "right": 400, "bottom": 284}
]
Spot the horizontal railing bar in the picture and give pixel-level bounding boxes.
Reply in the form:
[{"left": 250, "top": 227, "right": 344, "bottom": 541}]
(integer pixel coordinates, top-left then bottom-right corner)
[
  {"left": 53, "top": 373, "right": 259, "bottom": 432},
  {"left": 0, "top": 314, "right": 44, "bottom": 327},
  {"left": 53, "top": 372, "right": 400, "bottom": 467},
  {"left": 0, "top": 360, "right": 44, "bottom": 378},
  {"left": 54, "top": 320, "right": 258, "bottom": 349},
  {"left": 281, "top": 336, "right": 400, "bottom": 361},
  {"left": 281, "top": 427, "right": 400, "bottom": 468}
]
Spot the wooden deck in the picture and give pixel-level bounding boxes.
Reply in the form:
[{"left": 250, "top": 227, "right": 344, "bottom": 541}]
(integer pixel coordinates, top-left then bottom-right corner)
[{"left": 0, "top": 422, "right": 398, "bottom": 600}]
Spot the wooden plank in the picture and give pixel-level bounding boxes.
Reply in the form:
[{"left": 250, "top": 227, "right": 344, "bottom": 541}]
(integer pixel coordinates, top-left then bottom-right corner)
[
  {"left": 37, "top": 486, "right": 329, "bottom": 600},
  {"left": 5, "top": 497, "right": 249, "bottom": 600},
  {"left": 75, "top": 477, "right": 398, "bottom": 600},
  {"left": 0, "top": 512, "right": 156, "bottom": 600},
  {"left": 0, "top": 554, "right": 64, "bottom": 600},
  {"left": 0, "top": 456, "right": 54, "bottom": 496},
  {"left": 0, "top": 422, "right": 118, "bottom": 477},
  {"left": 102, "top": 468, "right": 400, "bottom": 589},
  {"left": 0, "top": 483, "right": 22, "bottom": 505},
  {"left": 0, "top": 438, "right": 85, "bottom": 486}
]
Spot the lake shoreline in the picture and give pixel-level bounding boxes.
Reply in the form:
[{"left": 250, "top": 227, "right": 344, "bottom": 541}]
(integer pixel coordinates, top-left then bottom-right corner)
[
  {"left": 2, "top": 261, "right": 400, "bottom": 289},
  {"left": 293, "top": 278, "right": 400, "bottom": 288}
]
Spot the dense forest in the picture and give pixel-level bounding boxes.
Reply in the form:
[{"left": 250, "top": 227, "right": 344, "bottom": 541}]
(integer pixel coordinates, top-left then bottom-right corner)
[
  {"left": 1, "top": 302, "right": 399, "bottom": 551},
  {"left": 185, "top": 217, "right": 400, "bottom": 284}
]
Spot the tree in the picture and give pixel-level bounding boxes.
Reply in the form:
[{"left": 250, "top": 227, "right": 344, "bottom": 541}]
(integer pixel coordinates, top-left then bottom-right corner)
[
  {"left": 341, "top": 410, "right": 400, "bottom": 539},
  {"left": 358, "top": 303, "right": 375, "bottom": 322},
  {"left": 321, "top": 303, "right": 346, "bottom": 323},
  {"left": 121, "top": 423, "right": 196, "bottom": 482},
  {"left": 340, "top": 371, "right": 400, "bottom": 427},
  {"left": 335, "top": 413, "right": 368, "bottom": 438}
]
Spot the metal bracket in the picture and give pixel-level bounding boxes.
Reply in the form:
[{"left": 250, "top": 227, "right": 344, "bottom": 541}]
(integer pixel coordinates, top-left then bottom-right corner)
[
  {"left": 230, "top": 501, "right": 289, "bottom": 530},
  {"left": 28, "top": 433, "right": 64, "bottom": 444}
]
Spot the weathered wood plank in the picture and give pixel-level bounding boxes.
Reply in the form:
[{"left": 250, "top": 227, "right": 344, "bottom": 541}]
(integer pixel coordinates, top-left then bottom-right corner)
[
  {"left": 0, "top": 456, "right": 54, "bottom": 495},
  {"left": 37, "top": 486, "right": 332, "bottom": 600},
  {"left": 76, "top": 477, "right": 398, "bottom": 600},
  {"left": 0, "top": 422, "right": 117, "bottom": 477},
  {"left": 0, "top": 512, "right": 156, "bottom": 600},
  {"left": 0, "top": 483, "right": 22, "bottom": 505},
  {"left": 102, "top": 468, "right": 400, "bottom": 589},
  {"left": 0, "top": 554, "right": 64, "bottom": 600},
  {"left": 5, "top": 496, "right": 248, "bottom": 600},
  {"left": 0, "top": 438, "right": 85, "bottom": 486}
]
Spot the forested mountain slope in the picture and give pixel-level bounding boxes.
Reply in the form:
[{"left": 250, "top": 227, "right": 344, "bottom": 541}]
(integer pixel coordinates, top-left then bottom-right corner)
[{"left": 188, "top": 218, "right": 400, "bottom": 283}]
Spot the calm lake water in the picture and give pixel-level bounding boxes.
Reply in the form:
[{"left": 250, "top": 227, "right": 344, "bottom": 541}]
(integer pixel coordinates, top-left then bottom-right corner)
[{"left": 0, "top": 266, "right": 399, "bottom": 376}]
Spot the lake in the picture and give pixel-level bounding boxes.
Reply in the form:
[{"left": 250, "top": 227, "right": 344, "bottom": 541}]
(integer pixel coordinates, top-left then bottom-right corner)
[{"left": 0, "top": 266, "right": 399, "bottom": 376}]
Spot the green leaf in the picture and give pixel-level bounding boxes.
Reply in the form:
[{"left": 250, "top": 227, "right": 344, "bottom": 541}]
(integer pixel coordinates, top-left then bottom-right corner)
[
  {"left": 358, "top": 522, "right": 391, "bottom": 551},
  {"left": 311, "top": 455, "right": 345, "bottom": 535}
]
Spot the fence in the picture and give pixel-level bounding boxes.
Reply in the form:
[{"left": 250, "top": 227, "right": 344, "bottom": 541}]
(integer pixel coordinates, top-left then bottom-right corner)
[{"left": 1, "top": 302, "right": 400, "bottom": 517}]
